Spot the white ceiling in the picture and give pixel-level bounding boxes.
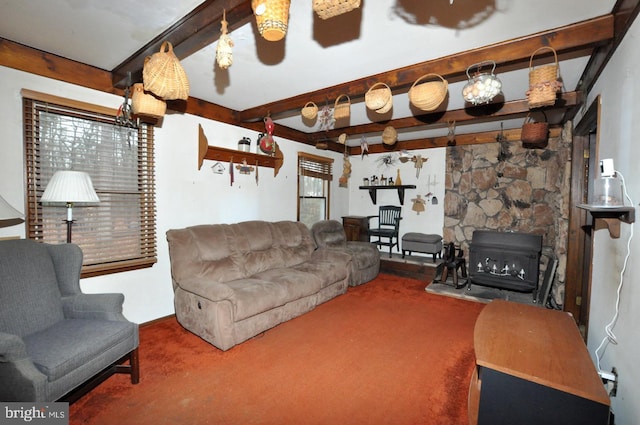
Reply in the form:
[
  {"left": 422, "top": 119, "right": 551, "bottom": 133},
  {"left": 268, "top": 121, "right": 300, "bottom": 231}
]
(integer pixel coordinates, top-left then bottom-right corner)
[{"left": 0, "top": 0, "right": 618, "bottom": 146}]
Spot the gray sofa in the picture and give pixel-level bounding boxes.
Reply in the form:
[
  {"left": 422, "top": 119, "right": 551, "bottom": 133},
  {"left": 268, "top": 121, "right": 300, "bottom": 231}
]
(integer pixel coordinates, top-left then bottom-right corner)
[
  {"left": 166, "top": 220, "right": 352, "bottom": 351},
  {"left": 311, "top": 219, "right": 380, "bottom": 286},
  {"left": 0, "top": 239, "right": 139, "bottom": 402}
]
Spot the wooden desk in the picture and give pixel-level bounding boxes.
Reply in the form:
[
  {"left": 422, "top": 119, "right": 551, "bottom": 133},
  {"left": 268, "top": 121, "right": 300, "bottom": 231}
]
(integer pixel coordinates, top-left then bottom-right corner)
[{"left": 469, "top": 300, "right": 610, "bottom": 425}]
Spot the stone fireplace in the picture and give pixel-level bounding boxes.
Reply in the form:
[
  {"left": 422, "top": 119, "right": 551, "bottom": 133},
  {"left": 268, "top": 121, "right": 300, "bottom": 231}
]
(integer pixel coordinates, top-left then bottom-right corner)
[{"left": 443, "top": 123, "right": 572, "bottom": 306}]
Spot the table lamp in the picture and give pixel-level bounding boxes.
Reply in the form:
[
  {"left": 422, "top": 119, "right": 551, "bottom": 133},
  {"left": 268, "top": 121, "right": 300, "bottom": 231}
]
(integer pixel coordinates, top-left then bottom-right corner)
[{"left": 0, "top": 194, "right": 24, "bottom": 228}]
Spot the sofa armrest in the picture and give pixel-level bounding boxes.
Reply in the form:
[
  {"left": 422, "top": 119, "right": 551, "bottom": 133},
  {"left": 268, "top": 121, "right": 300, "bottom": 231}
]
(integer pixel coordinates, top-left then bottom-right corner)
[
  {"left": 62, "top": 293, "right": 127, "bottom": 321},
  {"left": 176, "top": 278, "right": 235, "bottom": 302}
]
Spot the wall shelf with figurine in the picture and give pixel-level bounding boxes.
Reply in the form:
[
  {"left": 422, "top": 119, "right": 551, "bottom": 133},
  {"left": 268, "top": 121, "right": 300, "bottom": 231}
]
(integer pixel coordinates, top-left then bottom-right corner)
[
  {"left": 197, "top": 124, "right": 283, "bottom": 176},
  {"left": 359, "top": 185, "right": 417, "bottom": 205}
]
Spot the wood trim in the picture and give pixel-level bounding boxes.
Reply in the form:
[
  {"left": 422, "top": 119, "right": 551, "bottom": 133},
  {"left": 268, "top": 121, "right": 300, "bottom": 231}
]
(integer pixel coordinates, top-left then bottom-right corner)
[{"left": 20, "top": 89, "right": 118, "bottom": 116}]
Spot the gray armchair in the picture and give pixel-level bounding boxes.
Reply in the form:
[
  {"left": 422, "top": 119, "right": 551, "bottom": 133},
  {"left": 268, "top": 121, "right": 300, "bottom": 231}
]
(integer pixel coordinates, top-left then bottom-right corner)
[
  {"left": 0, "top": 239, "right": 139, "bottom": 402},
  {"left": 311, "top": 220, "right": 380, "bottom": 286}
]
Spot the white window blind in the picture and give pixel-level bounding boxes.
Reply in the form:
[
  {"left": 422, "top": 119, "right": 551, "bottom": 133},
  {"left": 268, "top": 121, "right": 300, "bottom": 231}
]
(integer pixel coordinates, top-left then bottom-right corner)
[{"left": 23, "top": 90, "right": 157, "bottom": 277}]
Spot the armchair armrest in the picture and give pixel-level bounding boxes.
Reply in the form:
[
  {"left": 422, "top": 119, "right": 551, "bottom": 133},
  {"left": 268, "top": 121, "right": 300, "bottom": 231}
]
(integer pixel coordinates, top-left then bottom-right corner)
[
  {"left": 0, "top": 332, "right": 48, "bottom": 401},
  {"left": 311, "top": 247, "right": 353, "bottom": 266},
  {"left": 0, "top": 332, "right": 28, "bottom": 362},
  {"left": 62, "top": 293, "right": 126, "bottom": 321}
]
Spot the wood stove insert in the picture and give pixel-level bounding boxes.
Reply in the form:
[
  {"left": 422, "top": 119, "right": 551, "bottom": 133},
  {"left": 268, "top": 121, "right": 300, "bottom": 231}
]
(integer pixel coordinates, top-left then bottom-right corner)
[{"left": 468, "top": 230, "right": 543, "bottom": 295}]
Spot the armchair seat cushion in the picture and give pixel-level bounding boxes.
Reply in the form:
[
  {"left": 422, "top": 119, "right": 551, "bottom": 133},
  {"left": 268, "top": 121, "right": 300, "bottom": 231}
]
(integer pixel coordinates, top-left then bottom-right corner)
[{"left": 23, "top": 319, "right": 137, "bottom": 382}]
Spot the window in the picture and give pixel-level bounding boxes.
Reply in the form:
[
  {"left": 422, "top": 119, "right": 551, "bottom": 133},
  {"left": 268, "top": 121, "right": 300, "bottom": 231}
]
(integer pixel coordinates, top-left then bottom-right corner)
[
  {"left": 23, "top": 89, "right": 157, "bottom": 277},
  {"left": 297, "top": 152, "right": 333, "bottom": 228}
]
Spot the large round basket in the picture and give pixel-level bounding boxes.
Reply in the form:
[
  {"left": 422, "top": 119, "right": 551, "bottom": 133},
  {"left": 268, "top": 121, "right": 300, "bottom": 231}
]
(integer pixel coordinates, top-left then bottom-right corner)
[
  {"left": 365, "top": 82, "right": 392, "bottom": 111},
  {"left": 409, "top": 73, "right": 448, "bottom": 112},
  {"left": 142, "top": 42, "right": 190, "bottom": 101},
  {"left": 527, "top": 46, "right": 561, "bottom": 108},
  {"left": 252, "top": 0, "right": 291, "bottom": 42},
  {"left": 131, "top": 83, "right": 166, "bottom": 119}
]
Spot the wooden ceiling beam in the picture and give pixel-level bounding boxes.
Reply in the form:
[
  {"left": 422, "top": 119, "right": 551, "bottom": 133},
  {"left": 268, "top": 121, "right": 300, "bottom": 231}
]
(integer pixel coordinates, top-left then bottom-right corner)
[
  {"left": 311, "top": 92, "right": 582, "bottom": 142},
  {"left": 111, "top": 0, "right": 253, "bottom": 88},
  {"left": 237, "top": 15, "right": 613, "bottom": 123}
]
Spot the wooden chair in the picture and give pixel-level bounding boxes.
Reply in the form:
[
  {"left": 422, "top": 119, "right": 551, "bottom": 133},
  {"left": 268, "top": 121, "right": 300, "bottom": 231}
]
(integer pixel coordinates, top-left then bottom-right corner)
[{"left": 367, "top": 205, "right": 402, "bottom": 258}]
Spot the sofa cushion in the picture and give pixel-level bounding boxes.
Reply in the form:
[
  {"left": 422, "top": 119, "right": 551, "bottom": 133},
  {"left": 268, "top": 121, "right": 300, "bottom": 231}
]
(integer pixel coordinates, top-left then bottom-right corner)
[
  {"left": 227, "top": 270, "right": 323, "bottom": 321},
  {"left": 23, "top": 318, "right": 136, "bottom": 381}
]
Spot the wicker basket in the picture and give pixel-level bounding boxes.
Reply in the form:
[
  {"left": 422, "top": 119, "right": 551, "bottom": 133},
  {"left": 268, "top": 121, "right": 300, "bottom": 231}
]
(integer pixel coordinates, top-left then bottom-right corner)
[
  {"left": 301, "top": 102, "right": 318, "bottom": 120},
  {"left": 527, "top": 46, "right": 562, "bottom": 108},
  {"left": 375, "top": 95, "right": 393, "bottom": 114},
  {"left": 313, "top": 0, "right": 361, "bottom": 19},
  {"left": 132, "top": 83, "right": 166, "bottom": 119},
  {"left": 142, "top": 42, "right": 190, "bottom": 101},
  {"left": 382, "top": 126, "right": 398, "bottom": 146},
  {"left": 409, "top": 73, "right": 448, "bottom": 112},
  {"left": 334, "top": 94, "right": 351, "bottom": 120},
  {"left": 521, "top": 112, "right": 549, "bottom": 148},
  {"left": 252, "top": 0, "right": 290, "bottom": 41},
  {"left": 365, "top": 82, "right": 392, "bottom": 111}
]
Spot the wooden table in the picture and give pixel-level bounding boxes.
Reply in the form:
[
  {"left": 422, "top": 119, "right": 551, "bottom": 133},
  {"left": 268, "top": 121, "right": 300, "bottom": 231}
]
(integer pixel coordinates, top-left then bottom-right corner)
[{"left": 469, "top": 300, "right": 610, "bottom": 425}]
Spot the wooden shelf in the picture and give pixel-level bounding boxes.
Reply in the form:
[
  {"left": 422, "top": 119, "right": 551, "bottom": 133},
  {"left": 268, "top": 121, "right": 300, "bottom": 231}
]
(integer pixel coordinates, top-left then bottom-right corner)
[
  {"left": 577, "top": 204, "right": 635, "bottom": 238},
  {"left": 197, "top": 124, "right": 283, "bottom": 176},
  {"left": 359, "top": 185, "right": 416, "bottom": 205}
]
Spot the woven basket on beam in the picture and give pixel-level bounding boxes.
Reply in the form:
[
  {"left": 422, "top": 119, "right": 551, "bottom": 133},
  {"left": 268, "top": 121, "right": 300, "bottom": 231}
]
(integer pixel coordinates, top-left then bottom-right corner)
[
  {"left": 142, "top": 41, "right": 190, "bottom": 101},
  {"left": 408, "top": 73, "right": 448, "bottom": 112},
  {"left": 334, "top": 94, "right": 351, "bottom": 121},
  {"left": 252, "top": 0, "right": 291, "bottom": 41},
  {"left": 365, "top": 82, "right": 392, "bottom": 112},
  {"left": 131, "top": 83, "right": 166, "bottom": 119},
  {"left": 527, "top": 46, "right": 562, "bottom": 108},
  {"left": 521, "top": 112, "right": 549, "bottom": 149},
  {"left": 313, "top": 0, "right": 361, "bottom": 20}
]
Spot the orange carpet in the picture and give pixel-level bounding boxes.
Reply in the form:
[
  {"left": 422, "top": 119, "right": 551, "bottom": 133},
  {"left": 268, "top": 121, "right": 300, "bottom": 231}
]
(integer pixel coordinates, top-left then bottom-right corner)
[{"left": 70, "top": 273, "right": 485, "bottom": 425}]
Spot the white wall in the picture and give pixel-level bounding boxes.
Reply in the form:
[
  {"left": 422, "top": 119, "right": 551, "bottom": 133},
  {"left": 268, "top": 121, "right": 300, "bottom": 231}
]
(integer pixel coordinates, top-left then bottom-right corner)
[
  {"left": 0, "top": 65, "right": 346, "bottom": 324},
  {"left": 581, "top": 17, "right": 640, "bottom": 424},
  {"left": 347, "top": 148, "right": 446, "bottom": 257}
]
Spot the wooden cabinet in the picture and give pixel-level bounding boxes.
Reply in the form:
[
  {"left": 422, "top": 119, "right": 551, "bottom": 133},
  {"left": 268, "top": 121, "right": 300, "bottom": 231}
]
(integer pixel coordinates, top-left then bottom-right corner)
[
  {"left": 469, "top": 300, "right": 610, "bottom": 425},
  {"left": 342, "top": 216, "right": 369, "bottom": 242}
]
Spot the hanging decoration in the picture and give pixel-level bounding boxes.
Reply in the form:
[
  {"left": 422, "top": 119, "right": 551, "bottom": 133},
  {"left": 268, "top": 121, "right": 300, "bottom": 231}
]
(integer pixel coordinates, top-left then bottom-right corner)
[
  {"left": 142, "top": 41, "right": 190, "bottom": 100},
  {"left": 216, "top": 10, "right": 234, "bottom": 70},
  {"left": 115, "top": 73, "right": 138, "bottom": 129},
  {"left": 411, "top": 195, "right": 427, "bottom": 214},
  {"left": 318, "top": 102, "right": 334, "bottom": 131},
  {"left": 259, "top": 116, "right": 275, "bottom": 154},
  {"left": 360, "top": 136, "right": 369, "bottom": 159},
  {"left": 447, "top": 120, "right": 457, "bottom": 146},
  {"left": 339, "top": 153, "right": 352, "bottom": 188},
  {"left": 236, "top": 159, "right": 255, "bottom": 175}
]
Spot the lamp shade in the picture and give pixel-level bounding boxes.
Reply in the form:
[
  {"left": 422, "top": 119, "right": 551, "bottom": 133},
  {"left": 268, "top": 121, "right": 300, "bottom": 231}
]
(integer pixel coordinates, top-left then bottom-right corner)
[
  {"left": 41, "top": 171, "right": 100, "bottom": 204},
  {"left": 0, "top": 194, "right": 23, "bottom": 220}
]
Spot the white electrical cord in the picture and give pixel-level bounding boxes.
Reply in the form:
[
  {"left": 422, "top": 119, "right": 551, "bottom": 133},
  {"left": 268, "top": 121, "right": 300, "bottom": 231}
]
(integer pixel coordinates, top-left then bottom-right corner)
[{"left": 594, "top": 170, "right": 634, "bottom": 373}]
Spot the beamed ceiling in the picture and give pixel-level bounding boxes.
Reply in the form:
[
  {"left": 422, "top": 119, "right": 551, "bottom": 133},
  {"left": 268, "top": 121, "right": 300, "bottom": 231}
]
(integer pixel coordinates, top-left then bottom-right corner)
[{"left": 1, "top": 0, "right": 639, "bottom": 155}]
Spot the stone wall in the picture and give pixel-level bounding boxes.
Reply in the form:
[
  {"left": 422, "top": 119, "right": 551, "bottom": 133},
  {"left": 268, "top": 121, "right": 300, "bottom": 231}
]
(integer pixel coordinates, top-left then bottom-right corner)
[{"left": 444, "top": 123, "right": 572, "bottom": 306}]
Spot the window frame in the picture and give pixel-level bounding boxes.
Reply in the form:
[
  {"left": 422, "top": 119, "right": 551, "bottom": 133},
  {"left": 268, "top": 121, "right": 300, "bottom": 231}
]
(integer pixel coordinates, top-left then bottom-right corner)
[
  {"left": 22, "top": 89, "right": 157, "bottom": 278},
  {"left": 297, "top": 152, "right": 334, "bottom": 227}
]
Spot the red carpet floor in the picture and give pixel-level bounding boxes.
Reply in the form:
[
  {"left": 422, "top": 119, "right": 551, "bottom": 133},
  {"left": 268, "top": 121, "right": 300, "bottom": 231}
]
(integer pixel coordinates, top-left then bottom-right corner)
[{"left": 70, "top": 273, "right": 485, "bottom": 425}]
